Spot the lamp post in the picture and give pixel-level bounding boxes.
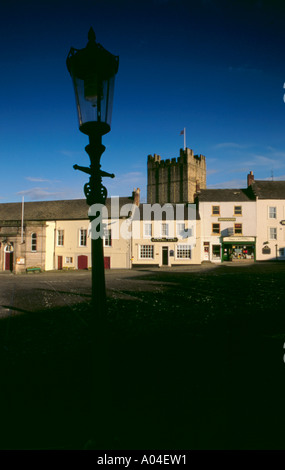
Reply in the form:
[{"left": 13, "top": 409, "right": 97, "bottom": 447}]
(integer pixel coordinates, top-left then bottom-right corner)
[{"left": 66, "top": 28, "right": 119, "bottom": 448}]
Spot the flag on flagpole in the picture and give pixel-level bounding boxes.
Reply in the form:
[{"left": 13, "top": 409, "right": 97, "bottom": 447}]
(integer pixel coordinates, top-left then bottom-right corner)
[{"left": 179, "top": 128, "right": 186, "bottom": 150}]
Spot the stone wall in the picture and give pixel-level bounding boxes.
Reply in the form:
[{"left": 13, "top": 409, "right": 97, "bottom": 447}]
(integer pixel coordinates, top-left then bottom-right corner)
[{"left": 147, "top": 147, "right": 206, "bottom": 205}]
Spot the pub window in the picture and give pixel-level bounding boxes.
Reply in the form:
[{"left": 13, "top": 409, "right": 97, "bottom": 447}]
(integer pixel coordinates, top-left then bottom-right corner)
[
  {"left": 140, "top": 245, "right": 154, "bottom": 259},
  {"left": 212, "top": 206, "right": 220, "bottom": 215},
  {"left": 234, "top": 206, "right": 242, "bottom": 215},
  {"left": 177, "top": 223, "right": 187, "bottom": 238},
  {"left": 161, "top": 223, "right": 169, "bottom": 237},
  {"left": 144, "top": 223, "right": 152, "bottom": 238},
  {"left": 57, "top": 230, "right": 64, "bottom": 246},
  {"left": 269, "top": 207, "right": 277, "bottom": 219},
  {"left": 234, "top": 223, "right": 242, "bottom": 234},
  {"left": 176, "top": 245, "right": 191, "bottom": 259},
  {"left": 212, "top": 223, "right": 220, "bottom": 234},
  {"left": 31, "top": 233, "right": 37, "bottom": 252}
]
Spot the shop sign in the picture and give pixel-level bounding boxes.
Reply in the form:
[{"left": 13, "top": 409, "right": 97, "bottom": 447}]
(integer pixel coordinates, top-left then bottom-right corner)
[
  {"left": 16, "top": 258, "right": 25, "bottom": 265},
  {"left": 151, "top": 237, "right": 178, "bottom": 243},
  {"left": 280, "top": 220, "right": 285, "bottom": 225},
  {"left": 223, "top": 236, "right": 255, "bottom": 242},
  {"left": 218, "top": 217, "right": 236, "bottom": 221}
]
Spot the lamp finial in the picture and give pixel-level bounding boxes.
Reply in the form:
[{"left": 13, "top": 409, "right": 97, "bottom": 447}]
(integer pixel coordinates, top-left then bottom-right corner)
[{"left": 88, "top": 27, "right": 96, "bottom": 43}]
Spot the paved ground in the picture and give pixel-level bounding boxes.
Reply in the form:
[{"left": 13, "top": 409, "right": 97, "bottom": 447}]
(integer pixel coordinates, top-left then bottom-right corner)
[
  {"left": 0, "top": 262, "right": 284, "bottom": 449},
  {"left": 0, "top": 264, "right": 217, "bottom": 317}
]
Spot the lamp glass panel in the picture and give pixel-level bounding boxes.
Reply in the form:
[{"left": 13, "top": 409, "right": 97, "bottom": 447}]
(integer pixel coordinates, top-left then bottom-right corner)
[{"left": 71, "top": 74, "right": 115, "bottom": 135}]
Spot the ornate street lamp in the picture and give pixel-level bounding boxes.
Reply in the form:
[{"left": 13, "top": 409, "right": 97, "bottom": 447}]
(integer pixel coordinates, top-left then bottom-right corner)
[
  {"left": 67, "top": 27, "right": 118, "bottom": 306},
  {"left": 66, "top": 28, "right": 119, "bottom": 448}
]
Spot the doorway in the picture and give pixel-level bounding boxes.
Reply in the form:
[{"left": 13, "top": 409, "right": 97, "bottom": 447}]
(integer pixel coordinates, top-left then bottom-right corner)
[
  {"left": 162, "top": 246, "right": 168, "bottom": 266},
  {"left": 4, "top": 244, "right": 14, "bottom": 271},
  {"left": 58, "top": 256, "right": 63, "bottom": 270},
  {"left": 5, "top": 252, "right": 13, "bottom": 271},
  {"left": 104, "top": 257, "right": 111, "bottom": 269},
  {"left": 203, "top": 242, "right": 210, "bottom": 261},
  {"left": 78, "top": 255, "right": 88, "bottom": 270}
]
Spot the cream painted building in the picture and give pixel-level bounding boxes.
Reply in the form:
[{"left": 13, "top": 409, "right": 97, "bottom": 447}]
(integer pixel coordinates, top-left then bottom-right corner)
[
  {"left": 196, "top": 188, "right": 256, "bottom": 263},
  {"left": 45, "top": 196, "right": 138, "bottom": 271},
  {"left": 249, "top": 179, "right": 285, "bottom": 261},
  {"left": 0, "top": 195, "right": 138, "bottom": 272},
  {"left": 131, "top": 204, "right": 201, "bottom": 267}
]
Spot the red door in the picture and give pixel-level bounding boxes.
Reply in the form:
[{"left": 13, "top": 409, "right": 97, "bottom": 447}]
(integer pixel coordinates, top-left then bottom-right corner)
[
  {"left": 5, "top": 252, "right": 13, "bottom": 271},
  {"left": 58, "top": 256, "right": 63, "bottom": 270},
  {"left": 78, "top": 255, "right": 88, "bottom": 270},
  {"left": 104, "top": 257, "right": 111, "bottom": 269}
]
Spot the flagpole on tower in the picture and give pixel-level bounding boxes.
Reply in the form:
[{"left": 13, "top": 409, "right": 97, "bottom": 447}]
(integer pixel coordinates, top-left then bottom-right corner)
[{"left": 180, "top": 128, "right": 186, "bottom": 150}]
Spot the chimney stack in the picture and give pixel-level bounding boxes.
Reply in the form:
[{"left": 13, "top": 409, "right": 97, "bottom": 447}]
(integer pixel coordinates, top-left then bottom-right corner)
[
  {"left": 247, "top": 171, "right": 254, "bottom": 187},
  {"left": 132, "top": 188, "right": 140, "bottom": 206}
]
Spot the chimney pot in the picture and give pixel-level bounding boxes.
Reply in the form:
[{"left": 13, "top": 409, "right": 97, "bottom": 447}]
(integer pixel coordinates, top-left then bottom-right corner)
[{"left": 247, "top": 171, "right": 254, "bottom": 187}]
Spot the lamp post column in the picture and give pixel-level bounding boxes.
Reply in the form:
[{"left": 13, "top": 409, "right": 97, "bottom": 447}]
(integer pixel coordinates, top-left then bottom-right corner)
[
  {"left": 84, "top": 133, "right": 107, "bottom": 313},
  {"left": 86, "top": 135, "right": 110, "bottom": 449}
]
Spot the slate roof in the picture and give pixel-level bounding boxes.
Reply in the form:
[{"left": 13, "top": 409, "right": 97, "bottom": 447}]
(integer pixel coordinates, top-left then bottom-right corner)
[
  {"left": 196, "top": 188, "right": 255, "bottom": 202},
  {"left": 0, "top": 197, "right": 134, "bottom": 221},
  {"left": 138, "top": 203, "right": 199, "bottom": 220},
  {"left": 251, "top": 181, "right": 285, "bottom": 199}
]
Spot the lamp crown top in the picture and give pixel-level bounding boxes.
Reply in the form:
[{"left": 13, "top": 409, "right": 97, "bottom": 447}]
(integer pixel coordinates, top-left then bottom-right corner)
[{"left": 88, "top": 27, "right": 96, "bottom": 43}]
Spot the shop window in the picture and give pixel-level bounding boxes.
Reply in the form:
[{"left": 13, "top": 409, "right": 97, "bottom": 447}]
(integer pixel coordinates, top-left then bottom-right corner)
[
  {"left": 212, "top": 245, "right": 221, "bottom": 259},
  {"left": 234, "top": 206, "right": 242, "bottom": 215},
  {"left": 140, "top": 245, "right": 154, "bottom": 259},
  {"left": 269, "top": 207, "right": 277, "bottom": 219},
  {"left": 176, "top": 245, "right": 191, "bottom": 259},
  {"left": 279, "top": 248, "right": 285, "bottom": 257},
  {"left": 269, "top": 227, "right": 277, "bottom": 240},
  {"left": 57, "top": 230, "right": 64, "bottom": 246},
  {"left": 212, "top": 223, "right": 220, "bottom": 234},
  {"left": 212, "top": 206, "right": 220, "bottom": 215},
  {"left": 231, "top": 245, "right": 254, "bottom": 260},
  {"left": 234, "top": 223, "right": 242, "bottom": 235},
  {"left": 79, "top": 229, "right": 87, "bottom": 247},
  {"left": 31, "top": 233, "right": 37, "bottom": 252}
]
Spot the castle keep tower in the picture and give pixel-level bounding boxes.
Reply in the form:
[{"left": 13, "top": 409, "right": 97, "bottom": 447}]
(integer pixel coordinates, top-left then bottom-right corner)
[{"left": 147, "top": 147, "right": 206, "bottom": 204}]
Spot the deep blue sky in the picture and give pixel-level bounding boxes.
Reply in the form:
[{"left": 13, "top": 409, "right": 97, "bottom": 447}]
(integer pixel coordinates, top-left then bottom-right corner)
[{"left": 1, "top": 0, "right": 285, "bottom": 202}]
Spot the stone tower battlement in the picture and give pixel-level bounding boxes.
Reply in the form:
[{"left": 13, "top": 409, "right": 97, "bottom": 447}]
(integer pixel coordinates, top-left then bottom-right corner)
[{"left": 147, "top": 147, "right": 206, "bottom": 204}]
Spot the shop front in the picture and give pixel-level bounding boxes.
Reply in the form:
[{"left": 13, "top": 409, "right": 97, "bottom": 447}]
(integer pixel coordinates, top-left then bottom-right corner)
[{"left": 222, "top": 236, "right": 256, "bottom": 262}]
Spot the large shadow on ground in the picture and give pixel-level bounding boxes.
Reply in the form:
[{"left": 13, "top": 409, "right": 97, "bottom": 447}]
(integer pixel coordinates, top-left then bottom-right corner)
[{"left": 0, "top": 263, "right": 285, "bottom": 449}]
